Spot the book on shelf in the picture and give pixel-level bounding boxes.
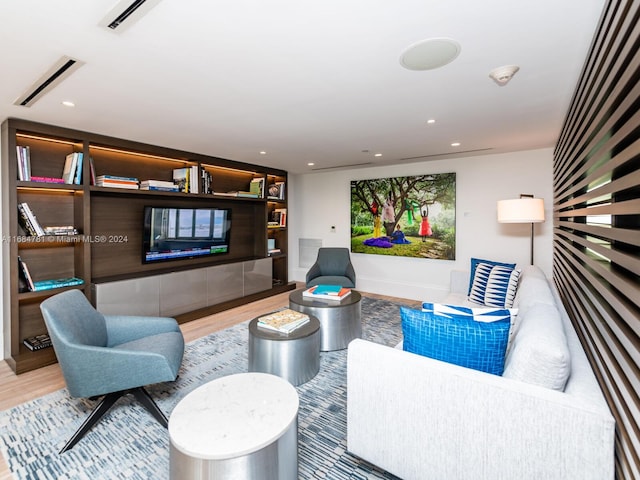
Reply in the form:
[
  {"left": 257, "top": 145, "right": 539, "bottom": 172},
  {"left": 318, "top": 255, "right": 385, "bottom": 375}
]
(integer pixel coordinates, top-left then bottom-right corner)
[
  {"left": 16, "top": 145, "right": 31, "bottom": 181},
  {"left": 190, "top": 165, "right": 199, "bottom": 193},
  {"left": 17, "top": 256, "right": 35, "bottom": 292},
  {"left": 17, "top": 202, "right": 45, "bottom": 237},
  {"left": 173, "top": 167, "right": 190, "bottom": 193},
  {"left": 250, "top": 177, "right": 265, "bottom": 197},
  {"left": 237, "top": 191, "right": 260, "bottom": 198},
  {"left": 23, "top": 334, "right": 52, "bottom": 351},
  {"left": 140, "top": 179, "right": 179, "bottom": 192},
  {"left": 201, "top": 169, "right": 213, "bottom": 194},
  {"left": 257, "top": 308, "right": 310, "bottom": 334},
  {"left": 43, "top": 226, "right": 78, "bottom": 235},
  {"left": 214, "top": 191, "right": 239, "bottom": 197},
  {"left": 302, "top": 285, "right": 352, "bottom": 301},
  {"left": 62, "top": 152, "right": 83, "bottom": 184},
  {"left": 30, "top": 176, "right": 65, "bottom": 184},
  {"left": 274, "top": 208, "right": 287, "bottom": 227},
  {"left": 89, "top": 156, "right": 96, "bottom": 185},
  {"left": 32, "top": 277, "right": 84, "bottom": 291},
  {"left": 267, "top": 181, "right": 285, "bottom": 200},
  {"left": 96, "top": 175, "right": 139, "bottom": 189}
]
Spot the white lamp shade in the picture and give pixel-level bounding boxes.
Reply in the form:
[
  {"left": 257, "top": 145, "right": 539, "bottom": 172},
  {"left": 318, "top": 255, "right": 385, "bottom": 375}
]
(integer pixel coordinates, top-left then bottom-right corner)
[{"left": 497, "top": 198, "right": 545, "bottom": 223}]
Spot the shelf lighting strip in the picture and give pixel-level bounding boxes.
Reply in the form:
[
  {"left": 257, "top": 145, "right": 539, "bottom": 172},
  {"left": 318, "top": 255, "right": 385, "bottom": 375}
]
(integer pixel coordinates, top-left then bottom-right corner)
[
  {"left": 200, "top": 163, "right": 258, "bottom": 175},
  {"left": 17, "top": 133, "right": 82, "bottom": 147},
  {"left": 89, "top": 145, "right": 190, "bottom": 164}
]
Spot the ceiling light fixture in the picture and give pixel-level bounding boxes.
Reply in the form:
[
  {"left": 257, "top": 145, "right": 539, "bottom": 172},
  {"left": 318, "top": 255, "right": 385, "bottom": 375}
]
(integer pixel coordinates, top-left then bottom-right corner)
[
  {"left": 489, "top": 65, "right": 520, "bottom": 86},
  {"left": 374, "top": 153, "right": 382, "bottom": 157},
  {"left": 307, "top": 162, "right": 315, "bottom": 166},
  {"left": 62, "top": 101, "right": 75, "bottom": 107},
  {"left": 427, "top": 119, "right": 436, "bottom": 124},
  {"left": 400, "top": 37, "right": 461, "bottom": 71},
  {"left": 451, "top": 142, "right": 461, "bottom": 147},
  {"left": 259, "top": 151, "right": 267, "bottom": 155}
]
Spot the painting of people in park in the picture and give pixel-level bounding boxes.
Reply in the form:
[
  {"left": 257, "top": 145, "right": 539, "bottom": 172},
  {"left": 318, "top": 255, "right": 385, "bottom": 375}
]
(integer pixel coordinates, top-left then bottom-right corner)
[{"left": 350, "top": 173, "right": 456, "bottom": 260}]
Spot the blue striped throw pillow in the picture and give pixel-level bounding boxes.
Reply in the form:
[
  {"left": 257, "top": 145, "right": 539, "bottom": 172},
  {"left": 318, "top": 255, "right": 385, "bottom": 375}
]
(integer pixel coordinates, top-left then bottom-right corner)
[
  {"left": 401, "top": 305, "right": 511, "bottom": 375},
  {"left": 468, "top": 258, "right": 516, "bottom": 295},
  {"left": 469, "top": 263, "right": 520, "bottom": 308}
]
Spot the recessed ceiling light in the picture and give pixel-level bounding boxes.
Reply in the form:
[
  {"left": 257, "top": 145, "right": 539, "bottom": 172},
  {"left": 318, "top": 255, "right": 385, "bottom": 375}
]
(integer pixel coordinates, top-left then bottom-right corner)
[
  {"left": 400, "top": 38, "right": 461, "bottom": 71},
  {"left": 374, "top": 153, "right": 382, "bottom": 157},
  {"left": 427, "top": 119, "right": 436, "bottom": 124},
  {"left": 62, "top": 100, "right": 75, "bottom": 107},
  {"left": 451, "top": 142, "right": 461, "bottom": 147},
  {"left": 259, "top": 151, "right": 267, "bottom": 155},
  {"left": 307, "top": 162, "right": 315, "bottom": 166}
]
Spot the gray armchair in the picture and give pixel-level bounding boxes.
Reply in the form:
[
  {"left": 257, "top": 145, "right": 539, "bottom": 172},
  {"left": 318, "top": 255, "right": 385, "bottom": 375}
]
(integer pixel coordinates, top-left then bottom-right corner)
[
  {"left": 306, "top": 247, "right": 356, "bottom": 288},
  {"left": 40, "top": 289, "right": 185, "bottom": 453}
]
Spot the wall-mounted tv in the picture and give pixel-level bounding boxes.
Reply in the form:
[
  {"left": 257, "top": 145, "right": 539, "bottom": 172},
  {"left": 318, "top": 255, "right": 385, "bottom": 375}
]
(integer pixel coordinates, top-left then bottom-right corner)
[{"left": 142, "top": 206, "right": 231, "bottom": 264}]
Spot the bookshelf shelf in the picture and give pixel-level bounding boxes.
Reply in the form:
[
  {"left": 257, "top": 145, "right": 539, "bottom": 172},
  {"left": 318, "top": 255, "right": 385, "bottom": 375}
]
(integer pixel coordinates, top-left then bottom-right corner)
[{"left": 2, "top": 118, "right": 294, "bottom": 374}]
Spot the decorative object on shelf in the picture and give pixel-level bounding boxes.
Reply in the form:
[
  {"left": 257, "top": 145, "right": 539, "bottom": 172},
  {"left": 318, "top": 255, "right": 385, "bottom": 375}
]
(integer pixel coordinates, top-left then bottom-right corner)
[
  {"left": 497, "top": 194, "right": 545, "bottom": 265},
  {"left": 268, "top": 181, "right": 285, "bottom": 200},
  {"left": 257, "top": 308, "right": 310, "bottom": 334}
]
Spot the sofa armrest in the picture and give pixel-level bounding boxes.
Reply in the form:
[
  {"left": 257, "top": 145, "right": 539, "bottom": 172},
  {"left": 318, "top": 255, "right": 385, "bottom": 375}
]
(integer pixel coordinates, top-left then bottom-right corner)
[{"left": 347, "top": 339, "right": 614, "bottom": 480}]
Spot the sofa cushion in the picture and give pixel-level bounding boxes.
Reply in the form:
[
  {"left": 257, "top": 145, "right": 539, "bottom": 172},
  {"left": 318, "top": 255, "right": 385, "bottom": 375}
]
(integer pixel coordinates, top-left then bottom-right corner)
[
  {"left": 400, "top": 305, "right": 511, "bottom": 375},
  {"left": 469, "top": 263, "right": 521, "bottom": 308},
  {"left": 468, "top": 257, "right": 516, "bottom": 295},
  {"left": 421, "top": 302, "right": 520, "bottom": 353},
  {"left": 503, "top": 302, "right": 571, "bottom": 391}
]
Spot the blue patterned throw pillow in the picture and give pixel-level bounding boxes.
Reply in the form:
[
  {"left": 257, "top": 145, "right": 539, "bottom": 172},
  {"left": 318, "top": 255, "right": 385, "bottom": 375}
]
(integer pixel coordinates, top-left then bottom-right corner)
[
  {"left": 468, "top": 257, "right": 516, "bottom": 295},
  {"left": 469, "top": 263, "right": 520, "bottom": 308},
  {"left": 400, "top": 305, "right": 511, "bottom": 375}
]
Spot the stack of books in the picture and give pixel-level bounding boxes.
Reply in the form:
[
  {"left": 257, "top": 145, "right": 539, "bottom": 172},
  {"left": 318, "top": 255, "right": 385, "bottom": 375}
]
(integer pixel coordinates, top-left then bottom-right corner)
[
  {"left": 173, "top": 166, "right": 200, "bottom": 193},
  {"left": 31, "top": 277, "right": 84, "bottom": 291},
  {"left": 257, "top": 308, "right": 310, "bottom": 334},
  {"left": 23, "top": 334, "right": 52, "bottom": 351},
  {"left": 43, "top": 226, "right": 78, "bottom": 236},
  {"left": 140, "top": 179, "right": 180, "bottom": 192},
  {"left": 302, "top": 284, "right": 352, "bottom": 301},
  {"left": 17, "top": 202, "right": 45, "bottom": 237},
  {"left": 96, "top": 175, "right": 139, "bottom": 189}
]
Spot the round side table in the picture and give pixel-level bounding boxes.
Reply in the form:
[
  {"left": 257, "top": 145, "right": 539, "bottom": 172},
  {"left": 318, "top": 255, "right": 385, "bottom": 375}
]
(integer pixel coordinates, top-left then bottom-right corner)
[
  {"left": 248, "top": 314, "right": 320, "bottom": 386},
  {"left": 169, "top": 372, "right": 299, "bottom": 480},
  {"left": 289, "top": 289, "right": 362, "bottom": 351}
]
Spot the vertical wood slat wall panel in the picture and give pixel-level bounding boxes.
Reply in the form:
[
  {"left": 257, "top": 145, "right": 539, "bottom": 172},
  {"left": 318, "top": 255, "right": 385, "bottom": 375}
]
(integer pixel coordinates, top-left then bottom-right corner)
[{"left": 553, "top": 0, "right": 640, "bottom": 478}]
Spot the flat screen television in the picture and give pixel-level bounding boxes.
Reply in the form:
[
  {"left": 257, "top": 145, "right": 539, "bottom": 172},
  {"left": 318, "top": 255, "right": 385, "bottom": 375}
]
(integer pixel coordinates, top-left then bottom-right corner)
[{"left": 142, "top": 206, "right": 231, "bottom": 263}]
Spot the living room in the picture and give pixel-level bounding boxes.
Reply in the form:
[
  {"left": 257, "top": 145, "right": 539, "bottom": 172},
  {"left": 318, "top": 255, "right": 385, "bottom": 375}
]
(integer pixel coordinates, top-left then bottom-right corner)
[{"left": 0, "top": 0, "right": 638, "bottom": 479}]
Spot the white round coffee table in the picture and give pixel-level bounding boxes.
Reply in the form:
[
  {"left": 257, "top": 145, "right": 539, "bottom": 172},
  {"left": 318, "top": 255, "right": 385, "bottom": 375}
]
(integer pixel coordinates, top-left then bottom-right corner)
[{"left": 169, "top": 372, "right": 299, "bottom": 480}]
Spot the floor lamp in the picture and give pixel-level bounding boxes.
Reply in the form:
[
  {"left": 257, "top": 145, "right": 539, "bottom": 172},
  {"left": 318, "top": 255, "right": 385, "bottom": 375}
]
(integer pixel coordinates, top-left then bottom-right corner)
[{"left": 497, "top": 196, "right": 545, "bottom": 265}]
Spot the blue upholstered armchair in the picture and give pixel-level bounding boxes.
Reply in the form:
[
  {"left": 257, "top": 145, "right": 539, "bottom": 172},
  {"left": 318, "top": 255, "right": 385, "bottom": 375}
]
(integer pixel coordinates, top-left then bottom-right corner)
[
  {"left": 40, "top": 289, "right": 185, "bottom": 453},
  {"left": 306, "top": 247, "right": 356, "bottom": 288}
]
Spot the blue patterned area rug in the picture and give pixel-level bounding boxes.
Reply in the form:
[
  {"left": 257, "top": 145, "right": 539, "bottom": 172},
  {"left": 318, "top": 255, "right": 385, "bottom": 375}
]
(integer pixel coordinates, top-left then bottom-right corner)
[{"left": 0, "top": 297, "right": 412, "bottom": 480}]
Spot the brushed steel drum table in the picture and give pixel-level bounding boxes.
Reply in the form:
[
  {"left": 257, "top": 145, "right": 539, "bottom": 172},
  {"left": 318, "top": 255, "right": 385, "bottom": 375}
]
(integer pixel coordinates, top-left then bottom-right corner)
[
  {"left": 288, "top": 289, "right": 362, "bottom": 351},
  {"left": 248, "top": 314, "right": 321, "bottom": 386}
]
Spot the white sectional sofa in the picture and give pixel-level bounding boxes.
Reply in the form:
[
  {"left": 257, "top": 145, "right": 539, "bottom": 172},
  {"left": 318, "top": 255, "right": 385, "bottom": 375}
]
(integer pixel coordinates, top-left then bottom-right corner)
[{"left": 347, "top": 265, "right": 615, "bottom": 480}]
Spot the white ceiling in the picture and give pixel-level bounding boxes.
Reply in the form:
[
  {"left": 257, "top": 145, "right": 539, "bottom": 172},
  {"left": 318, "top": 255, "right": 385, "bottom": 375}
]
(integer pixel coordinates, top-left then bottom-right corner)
[{"left": 0, "top": 0, "right": 605, "bottom": 175}]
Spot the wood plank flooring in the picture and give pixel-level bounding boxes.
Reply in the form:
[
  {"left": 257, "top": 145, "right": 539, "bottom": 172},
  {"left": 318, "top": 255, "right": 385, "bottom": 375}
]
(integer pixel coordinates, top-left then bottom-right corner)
[{"left": 0, "top": 287, "right": 417, "bottom": 479}]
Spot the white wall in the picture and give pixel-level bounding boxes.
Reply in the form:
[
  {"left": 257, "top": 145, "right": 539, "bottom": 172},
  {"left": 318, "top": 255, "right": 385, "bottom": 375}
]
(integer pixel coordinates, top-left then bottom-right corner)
[{"left": 288, "top": 148, "right": 553, "bottom": 302}]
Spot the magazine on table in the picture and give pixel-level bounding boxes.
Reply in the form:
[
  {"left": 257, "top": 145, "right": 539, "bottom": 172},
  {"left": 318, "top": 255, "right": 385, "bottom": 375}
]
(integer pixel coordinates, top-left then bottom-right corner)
[{"left": 257, "top": 308, "right": 310, "bottom": 334}]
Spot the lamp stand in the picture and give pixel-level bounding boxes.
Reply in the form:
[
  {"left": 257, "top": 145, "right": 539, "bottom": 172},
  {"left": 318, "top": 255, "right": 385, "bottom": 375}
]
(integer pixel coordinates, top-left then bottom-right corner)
[{"left": 529, "top": 222, "right": 534, "bottom": 265}]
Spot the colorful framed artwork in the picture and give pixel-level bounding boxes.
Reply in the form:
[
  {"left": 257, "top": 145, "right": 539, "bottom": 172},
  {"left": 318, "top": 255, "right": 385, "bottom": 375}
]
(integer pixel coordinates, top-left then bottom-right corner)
[{"left": 350, "top": 173, "right": 456, "bottom": 259}]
